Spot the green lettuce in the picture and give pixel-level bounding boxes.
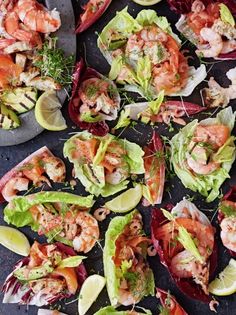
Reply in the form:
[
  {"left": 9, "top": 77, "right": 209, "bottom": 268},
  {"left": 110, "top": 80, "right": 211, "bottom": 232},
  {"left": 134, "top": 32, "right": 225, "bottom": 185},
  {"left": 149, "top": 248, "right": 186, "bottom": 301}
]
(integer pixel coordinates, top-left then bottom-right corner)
[
  {"left": 220, "top": 3, "right": 235, "bottom": 27},
  {"left": 98, "top": 8, "right": 205, "bottom": 98},
  {"left": 170, "top": 107, "right": 236, "bottom": 202},
  {"left": 104, "top": 210, "right": 154, "bottom": 307},
  {"left": 113, "top": 108, "right": 131, "bottom": 130},
  {"left": 4, "top": 191, "right": 94, "bottom": 231},
  {"left": 94, "top": 306, "right": 152, "bottom": 315},
  {"left": 64, "top": 132, "right": 144, "bottom": 197}
]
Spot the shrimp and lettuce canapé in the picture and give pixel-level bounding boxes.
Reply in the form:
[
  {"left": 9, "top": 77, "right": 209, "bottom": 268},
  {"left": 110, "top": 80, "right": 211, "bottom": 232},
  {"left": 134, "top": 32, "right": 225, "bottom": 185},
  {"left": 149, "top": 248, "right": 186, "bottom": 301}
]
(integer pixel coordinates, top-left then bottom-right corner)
[
  {"left": 63, "top": 131, "right": 145, "bottom": 197},
  {"left": 2, "top": 241, "right": 87, "bottom": 306},
  {"left": 218, "top": 186, "right": 236, "bottom": 255},
  {"left": 94, "top": 306, "right": 152, "bottom": 315},
  {"left": 68, "top": 59, "right": 120, "bottom": 136},
  {"left": 4, "top": 191, "right": 99, "bottom": 253},
  {"left": 98, "top": 8, "right": 207, "bottom": 99},
  {"left": 173, "top": 0, "right": 236, "bottom": 59},
  {"left": 104, "top": 210, "right": 155, "bottom": 307},
  {"left": 0, "top": 146, "right": 66, "bottom": 203},
  {"left": 151, "top": 199, "right": 217, "bottom": 302},
  {"left": 170, "top": 107, "right": 236, "bottom": 202}
]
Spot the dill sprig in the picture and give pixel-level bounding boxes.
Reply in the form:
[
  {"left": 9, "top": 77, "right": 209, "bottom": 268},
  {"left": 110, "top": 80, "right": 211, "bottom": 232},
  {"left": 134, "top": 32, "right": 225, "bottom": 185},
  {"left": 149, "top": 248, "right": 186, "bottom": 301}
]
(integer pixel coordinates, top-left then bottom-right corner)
[{"left": 34, "top": 37, "right": 74, "bottom": 86}]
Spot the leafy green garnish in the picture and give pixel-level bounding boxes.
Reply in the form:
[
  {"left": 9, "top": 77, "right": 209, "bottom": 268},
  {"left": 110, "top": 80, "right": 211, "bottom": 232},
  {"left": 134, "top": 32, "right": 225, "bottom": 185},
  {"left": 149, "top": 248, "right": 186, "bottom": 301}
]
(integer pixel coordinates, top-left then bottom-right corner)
[
  {"left": 34, "top": 37, "right": 74, "bottom": 86},
  {"left": 113, "top": 108, "right": 131, "bottom": 130},
  {"left": 220, "top": 202, "right": 236, "bottom": 217},
  {"left": 161, "top": 208, "right": 175, "bottom": 221},
  {"left": 149, "top": 90, "right": 165, "bottom": 115},
  {"left": 58, "top": 256, "right": 86, "bottom": 268},
  {"left": 220, "top": 3, "right": 235, "bottom": 27},
  {"left": 158, "top": 306, "right": 170, "bottom": 315},
  {"left": 80, "top": 112, "right": 102, "bottom": 123},
  {"left": 177, "top": 226, "right": 203, "bottom": 263}
]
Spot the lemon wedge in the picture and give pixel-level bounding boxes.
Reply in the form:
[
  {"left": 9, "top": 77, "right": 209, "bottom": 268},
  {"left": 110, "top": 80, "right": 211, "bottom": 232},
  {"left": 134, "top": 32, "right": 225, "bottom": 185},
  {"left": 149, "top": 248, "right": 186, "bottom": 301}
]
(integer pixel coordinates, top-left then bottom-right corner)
[
  {"left": 132, "top": 0, "right": 162, "bottom": 5},
  {"left": 105, "top": 184, "right": 143, "bottom": 213},
  {"left": 35, "top": 91, "right": 67, "bottom": 131},
  {"left": 0, "top": 226, "right": 30, "bottom": 256},
  {"left": 209, "top": 259, "right": 236, "bottom": 296},
  {"left": 78, "top": 274, "right": 106, "bottom": 315}
]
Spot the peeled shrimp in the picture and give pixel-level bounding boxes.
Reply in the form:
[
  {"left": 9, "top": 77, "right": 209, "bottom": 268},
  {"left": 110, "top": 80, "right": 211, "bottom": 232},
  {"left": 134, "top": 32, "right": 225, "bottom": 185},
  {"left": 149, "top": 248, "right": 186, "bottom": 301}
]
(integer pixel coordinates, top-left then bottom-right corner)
[
  {"left": 196, "top": 28, "right": 223, "bottom": 58},
  {"left": 186, "top": 153, "right": 219, "bottom": 175},
  {"left": 42, "top": 156, "right": 66, "bottom": 183},
  {"left": 72, "top": 211, "right": 99, "bottom": 253},
  {"left": 220, "top": 217, "right": 236, "bottom": 252},
  {"left": 171, "top": 249, "right": 210, "bottom": 294},
  {"left": 118, "top": 289, "right": 136, "bottom": 306},
  {"left": 1, "top": 176, "right": 29, "bottom": 202},
  {"left": 221, "top": 40, "right": 236, "bottom": 54},
  {"left": 16, "top": 0, "right": 61, "bottom": 33},
  {"left": 4, "top": 11, "right": 42, "bottom": 46},
  {"left": 191, "top": 0, "right": 205, "bottom": 13}
]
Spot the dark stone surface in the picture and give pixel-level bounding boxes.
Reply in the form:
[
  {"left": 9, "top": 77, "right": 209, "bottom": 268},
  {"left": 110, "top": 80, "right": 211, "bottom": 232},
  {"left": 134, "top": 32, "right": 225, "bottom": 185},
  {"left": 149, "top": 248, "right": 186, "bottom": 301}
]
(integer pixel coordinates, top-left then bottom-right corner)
[{"left": 0, "top": 0, "right": 236, "bottom": 315}]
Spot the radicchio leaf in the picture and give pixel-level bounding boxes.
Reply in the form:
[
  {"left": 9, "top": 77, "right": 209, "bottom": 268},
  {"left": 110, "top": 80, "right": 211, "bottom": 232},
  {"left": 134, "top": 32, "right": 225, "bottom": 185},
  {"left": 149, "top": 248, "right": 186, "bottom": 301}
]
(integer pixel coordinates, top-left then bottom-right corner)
[
  {"left": 151, "top": 208, "right": 218, "bottom": 303},
  {"left": 156, "top": 288, "right": 188, "bottom": 315},
  {"left": 2, "top": 242, "right": 87, "bottom": 306},
  {"left": 76, "top": 0, "right": 112, "bottom": 33},
  {"left": 143, "top": 131, "right": 165, "bottom": 206},
  {"left": 68, "top": 59, "right": 112, "bottom": 136}
]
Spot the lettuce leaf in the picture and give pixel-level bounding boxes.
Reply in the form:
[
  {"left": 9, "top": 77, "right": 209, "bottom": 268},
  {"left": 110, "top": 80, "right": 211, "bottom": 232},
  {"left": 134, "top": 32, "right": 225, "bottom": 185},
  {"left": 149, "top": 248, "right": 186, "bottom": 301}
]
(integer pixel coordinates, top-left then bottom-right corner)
[
  {"left": 64, "top": 132, "right": 144, "bottom": 197},
  {"left": 94, "top": 306, "right": 152, "bottom": 315},
  {"left": 98, "top": 8, "right": 206, "bottom": 98},
  {"left": 58, "top": 256, "right": 86, "bottom": 268},
  {"left": 113, "top": 108, "right": 131, "bottom": 130},
  {"left": 220, "top": 3, "right": 235, "bottom": 27},
  {"left": 104, "top": 210, "right": 154, "bottom": 307},
  {"left": 4, "top": 191, "right": 94, "bottom": 229},
  {"left": 171, "top": 107, "right": 236, "bottom": 202}
]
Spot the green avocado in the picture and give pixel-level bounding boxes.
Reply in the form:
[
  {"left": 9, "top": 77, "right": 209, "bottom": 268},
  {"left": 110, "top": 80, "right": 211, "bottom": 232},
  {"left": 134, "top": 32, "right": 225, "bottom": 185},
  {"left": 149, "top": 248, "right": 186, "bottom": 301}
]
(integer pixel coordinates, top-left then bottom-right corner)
[
  {"left": 1, "top": 87, "right": 37, "bottom": 114},
  {"left": 13, "top": 261, "right": 54, "bottom": 281},
  {"left": 0, "top": 103, "right": 20, "bottom": 130}
]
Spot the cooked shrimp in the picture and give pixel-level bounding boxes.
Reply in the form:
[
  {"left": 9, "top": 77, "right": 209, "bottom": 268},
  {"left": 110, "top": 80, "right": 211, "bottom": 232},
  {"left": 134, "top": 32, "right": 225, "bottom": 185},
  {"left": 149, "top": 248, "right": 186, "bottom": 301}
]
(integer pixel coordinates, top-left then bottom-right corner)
[
  {"left": 196, "top": 28, "right": 223, "bottom": 58},
  {"left": 1, "top": 176, "right": 29, "bottom": 202},
  {"left": 15, "top": 0, "right": 61, "bottom": 33},
  {"left": 125, "top": 34, "right": 143, "bottom": 61},
  {"left": 42, "top": 156, "right": 66, "bottom": 183},
  {"left": 194, "top": 125, "right": 230, "bottom": 149},
  {"left": 191, "top": 0, "right": 205, "bottom": 13},
  {"left": 221, "top": 40, "right": 236, "bottom": 54},
  {"left": 72, "top": 211, "right": 99, "bottom": 253},
  {"left": 186, "top": 154, "right": 219, "bottom": 175},
  {"left": 29, "top": 278, "right": 66, "bottom": 295},
  {"left": 93, "top": 207, "right": 110, "bottom": 221},
  {"left": 118, "top": 289, "right": 136, "bottom": 306},
  {"left": 105, "top": 167, "right": 129, "bottom": 185},
  {"left": 4, "top": 11, "right": 41, "bottom": 46},
  {"left": 171, "top": 249, "right": 210, "bottom": 294},
  {"left": 220, "top": 217, "right": 236, "bottom": 252}
]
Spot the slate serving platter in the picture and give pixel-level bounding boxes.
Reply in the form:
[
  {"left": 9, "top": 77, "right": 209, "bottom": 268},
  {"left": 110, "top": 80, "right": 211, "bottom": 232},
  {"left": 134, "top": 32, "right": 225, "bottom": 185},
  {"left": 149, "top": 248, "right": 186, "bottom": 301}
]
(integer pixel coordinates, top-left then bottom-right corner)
[
  {"left": 0, "top": 0, "right": 76, "bottom": 147},
  {"left": 0, "top": 0, "right": 236, "bottom": 315}
]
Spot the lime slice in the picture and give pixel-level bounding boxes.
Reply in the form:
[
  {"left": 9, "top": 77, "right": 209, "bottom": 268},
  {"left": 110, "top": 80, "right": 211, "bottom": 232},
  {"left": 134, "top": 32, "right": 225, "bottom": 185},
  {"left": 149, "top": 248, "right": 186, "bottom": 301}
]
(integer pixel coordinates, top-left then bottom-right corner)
[
  {"left": 35, "top": 91, "right": 67, "bottom": 131},
  {"left": 132, "top": 0, "right": 162, "bottom": 5},
  {"left": 0, "top": 226, "right": 30, "bottom": 256},
  {"left": 105, "top": 184, "right": 142, "bottom": 213},
  {"left": 209, "top": 259, "right": 236, "bottom": 296},
  {"left": 78, "top": 274, "right": 106, "bottom": 315}
]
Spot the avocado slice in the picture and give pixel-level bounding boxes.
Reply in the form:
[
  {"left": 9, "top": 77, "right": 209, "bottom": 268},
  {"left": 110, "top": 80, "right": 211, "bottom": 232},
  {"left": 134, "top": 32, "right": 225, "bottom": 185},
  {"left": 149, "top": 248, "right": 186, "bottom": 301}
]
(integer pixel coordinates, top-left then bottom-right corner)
[
  {"left": 1, "top": 87, "right": 37, "bottom": 114},
  {"left": 0, "top": 103, "right": 20, "bottom": 130},
  {"left": 13, "top": 261, "right": 54, "bottom": 281}
]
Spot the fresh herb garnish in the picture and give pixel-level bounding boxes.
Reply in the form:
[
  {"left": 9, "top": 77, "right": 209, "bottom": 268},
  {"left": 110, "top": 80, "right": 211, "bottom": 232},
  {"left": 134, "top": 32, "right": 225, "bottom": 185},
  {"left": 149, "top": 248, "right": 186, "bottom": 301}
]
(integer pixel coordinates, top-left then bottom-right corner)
[
  {"left": 220, "top": 202, "right": 236, "bottom": 217},
  {"left": 34, "top": 37, "right": 74, "bottom": 86}
]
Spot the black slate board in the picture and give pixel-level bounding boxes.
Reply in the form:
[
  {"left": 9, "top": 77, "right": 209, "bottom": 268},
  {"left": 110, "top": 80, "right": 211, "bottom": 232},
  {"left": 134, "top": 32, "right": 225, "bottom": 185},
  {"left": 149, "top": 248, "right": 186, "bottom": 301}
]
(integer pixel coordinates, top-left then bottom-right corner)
[{"left": 1, "top": 1, "right": 236, "bottom": 315}]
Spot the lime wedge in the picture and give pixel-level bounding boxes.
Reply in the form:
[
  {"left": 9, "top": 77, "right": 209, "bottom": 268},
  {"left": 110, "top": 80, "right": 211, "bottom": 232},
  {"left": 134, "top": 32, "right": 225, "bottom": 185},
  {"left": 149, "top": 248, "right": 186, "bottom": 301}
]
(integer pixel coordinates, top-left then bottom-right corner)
[
  {"left": 0, "top": 226, "right": 30, "bottom": 256},
  {"left": 132, "top": 0, "right": 162, "bottom": 5},
  {"left": 78, "top": 274, "right": 106, "bottom": 315},
  {"left": 105, "top": 184, "right": 142, "bottom": 213},
  {"left": 209, "top": 259, "right": 236, "bottom": 296},
  {"left": 35, "top": 91, "right": 67, "bottom": 131}
]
